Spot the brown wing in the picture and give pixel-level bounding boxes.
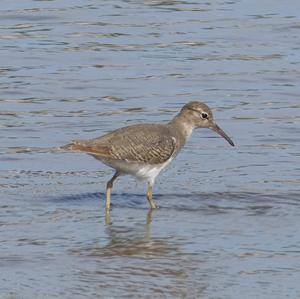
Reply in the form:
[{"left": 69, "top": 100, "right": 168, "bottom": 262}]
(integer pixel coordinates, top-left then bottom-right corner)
[{"left": 64, "top": 124, "right": 176, "bottom": 164}]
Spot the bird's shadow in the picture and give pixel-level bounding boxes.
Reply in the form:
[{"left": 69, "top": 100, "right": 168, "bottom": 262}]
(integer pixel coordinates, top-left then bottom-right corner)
[{"left": 68, "top": 209, "right": 180, "bottom": 259}]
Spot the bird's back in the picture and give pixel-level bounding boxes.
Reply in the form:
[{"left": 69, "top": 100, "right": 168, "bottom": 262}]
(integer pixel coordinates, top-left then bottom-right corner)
[{"left": 64, "top": 123, "right": 179, "bottom": 165}]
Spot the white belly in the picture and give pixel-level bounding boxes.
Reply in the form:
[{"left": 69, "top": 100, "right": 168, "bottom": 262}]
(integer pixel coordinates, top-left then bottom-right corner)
[{"left": 97, "top": 156, "right": 174, "bottom": 184}]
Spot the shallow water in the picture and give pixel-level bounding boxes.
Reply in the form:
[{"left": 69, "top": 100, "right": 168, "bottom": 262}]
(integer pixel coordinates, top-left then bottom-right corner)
[{"left": 1, "top": 0, "right": 300, "bottom": 298}]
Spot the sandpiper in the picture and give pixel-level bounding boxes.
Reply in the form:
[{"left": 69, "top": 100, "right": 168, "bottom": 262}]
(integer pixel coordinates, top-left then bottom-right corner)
[{"left": 63, "top": 101, "right": 234, "bottom": 211}]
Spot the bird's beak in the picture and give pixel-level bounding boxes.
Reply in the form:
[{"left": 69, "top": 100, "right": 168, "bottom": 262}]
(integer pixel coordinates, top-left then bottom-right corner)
[{"left": 210, "top": 123, "right": 235, "bottom": 146}]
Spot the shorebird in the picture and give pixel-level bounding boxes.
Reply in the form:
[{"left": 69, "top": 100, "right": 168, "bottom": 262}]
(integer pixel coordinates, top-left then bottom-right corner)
[{"left": 63, "top": 101, "right": 234, "bottom": 212}]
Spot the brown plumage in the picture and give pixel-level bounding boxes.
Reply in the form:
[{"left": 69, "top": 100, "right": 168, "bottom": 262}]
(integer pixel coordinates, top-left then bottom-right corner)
[
  {"left": 64, "top": 124, "right": 177, "bottom": 164},
  {"left": 62, "top": 101, "right": 234, "bottom": 212}
]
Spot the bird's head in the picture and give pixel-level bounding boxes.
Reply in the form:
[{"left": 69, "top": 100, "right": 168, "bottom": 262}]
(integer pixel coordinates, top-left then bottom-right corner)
[{"left": 180, "top": 101, "right": 234, "bottom": 146}]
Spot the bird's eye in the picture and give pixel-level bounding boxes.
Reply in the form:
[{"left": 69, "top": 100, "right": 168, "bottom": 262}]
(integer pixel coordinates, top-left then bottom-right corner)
[{"left": 201, "top": 112, "right": 208, "bottom": 119}]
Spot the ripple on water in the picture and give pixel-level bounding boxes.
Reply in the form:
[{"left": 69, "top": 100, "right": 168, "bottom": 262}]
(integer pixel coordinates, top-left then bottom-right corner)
[{"left": 1, "top": 0, "right": 300, "bottom": 298}]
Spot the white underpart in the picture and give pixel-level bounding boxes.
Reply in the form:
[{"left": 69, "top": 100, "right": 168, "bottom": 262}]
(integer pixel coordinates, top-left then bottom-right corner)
[
  {"left": 135, "top": 156, "right": 174, "bottom": 185},
  {"left": 100, "top": 156, "right": 175, "bottom": 186}
]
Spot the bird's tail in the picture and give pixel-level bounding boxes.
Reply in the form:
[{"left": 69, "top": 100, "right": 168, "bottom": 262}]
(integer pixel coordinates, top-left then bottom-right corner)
[
  {"left": 60, "top": 141, "right": 85, "bottom": 152},
  {"left": 60, "top": 143, "right": 77, "bottom": 151},
  {"left": 60, "top": 141, "right": 111, "bottom": 157}
]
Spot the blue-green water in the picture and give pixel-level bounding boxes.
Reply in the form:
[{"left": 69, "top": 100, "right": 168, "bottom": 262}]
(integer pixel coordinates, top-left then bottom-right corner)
[{"left": 1, "top": 1, "right": 300, "bottom": 298}]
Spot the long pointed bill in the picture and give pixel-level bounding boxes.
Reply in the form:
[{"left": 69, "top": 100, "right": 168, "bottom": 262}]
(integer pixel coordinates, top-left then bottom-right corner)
[{"left": 211, "top": 123, "right": 235, "bottom": 146}]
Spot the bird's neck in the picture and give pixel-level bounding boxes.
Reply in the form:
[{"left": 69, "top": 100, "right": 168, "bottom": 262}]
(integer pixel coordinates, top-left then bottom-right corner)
[{"left": 168, "top": 112, "right": 195, "bottom": 146}]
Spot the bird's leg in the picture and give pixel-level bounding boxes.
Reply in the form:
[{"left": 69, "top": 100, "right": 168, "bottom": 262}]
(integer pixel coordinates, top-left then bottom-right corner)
[
  {"left": 106, "top": 171, "right": 119, "bottom": 212},
  {"left": 146, "top": 209, "right": 154, "bottom": 224},
  {"left": 146, "top": 182, "right": 157, "bottom": 209},
  {"left": 105, "top": 211, "right": 111, "bottom": 225}
]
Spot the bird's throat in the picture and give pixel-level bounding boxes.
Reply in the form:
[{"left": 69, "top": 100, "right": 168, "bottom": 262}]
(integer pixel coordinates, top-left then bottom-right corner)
[{"left": 169, "top": 115, "right": 195, "bottom": 146}]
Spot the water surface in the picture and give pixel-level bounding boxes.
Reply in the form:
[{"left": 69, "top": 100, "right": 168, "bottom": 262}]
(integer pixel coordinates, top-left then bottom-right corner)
[{"left": 1, "top": 0, "right": 300, "bottom": 298}]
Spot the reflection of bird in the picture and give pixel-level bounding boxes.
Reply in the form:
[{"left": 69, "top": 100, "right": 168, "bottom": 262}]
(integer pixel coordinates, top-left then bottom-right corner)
[{"left": 63, "top": 101, "right": 234, "bottom": 212}]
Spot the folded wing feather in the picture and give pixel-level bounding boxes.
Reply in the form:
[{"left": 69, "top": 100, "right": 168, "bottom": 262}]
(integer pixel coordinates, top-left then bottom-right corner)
[{"left": 63, "top": 124, "right": 176, "bottom": 164}]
